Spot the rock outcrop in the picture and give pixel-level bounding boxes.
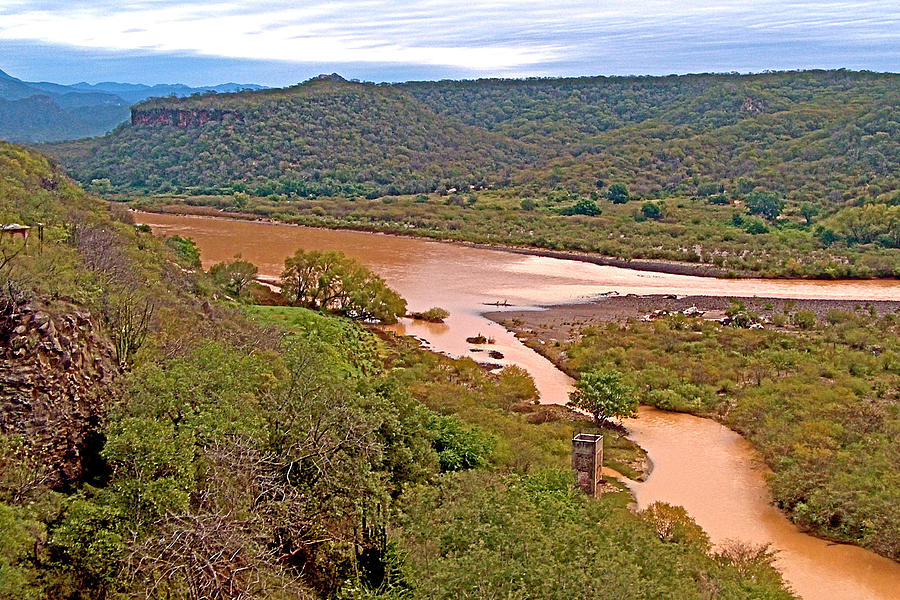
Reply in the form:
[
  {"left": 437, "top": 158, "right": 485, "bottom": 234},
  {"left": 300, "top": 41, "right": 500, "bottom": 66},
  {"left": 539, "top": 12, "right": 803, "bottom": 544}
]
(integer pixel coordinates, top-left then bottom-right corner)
[
  {"left": 1, "top": 287, "right": 119, "bottom": 487},
  {"left": 131, "top": 107, "right": 243, "bottom": 127}
]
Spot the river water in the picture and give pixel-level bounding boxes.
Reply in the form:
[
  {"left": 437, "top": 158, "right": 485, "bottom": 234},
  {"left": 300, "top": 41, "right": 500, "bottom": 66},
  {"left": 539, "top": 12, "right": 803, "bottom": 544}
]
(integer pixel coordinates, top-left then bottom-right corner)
[{"left": 137, "top": 211, "right": 900, "bottom": 600}]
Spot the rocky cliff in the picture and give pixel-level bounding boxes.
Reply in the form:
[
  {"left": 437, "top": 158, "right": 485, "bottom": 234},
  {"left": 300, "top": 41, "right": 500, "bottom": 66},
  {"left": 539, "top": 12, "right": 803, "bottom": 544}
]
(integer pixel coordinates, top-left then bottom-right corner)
[
  {"left": 0, "top": 285, "right": 119, "bottom": 487},
  {"left": 131, "top": 107, "right": 243, "bottom": 127}
]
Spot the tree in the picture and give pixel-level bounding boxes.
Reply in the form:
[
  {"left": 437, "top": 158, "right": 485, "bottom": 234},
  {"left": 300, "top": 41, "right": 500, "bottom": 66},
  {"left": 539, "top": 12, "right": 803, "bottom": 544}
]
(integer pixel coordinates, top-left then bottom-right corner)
[
  {"left": 560, "top": 197, "right": 601, "bottom": 216},
  {"left": 165, "top": 235, "right": 201, "bottom": 269},
  {"left": 641, "top": 201, "right": 662, "bottom": 220},
  {"left": 800, "top": 203, "right": 819, "bottom": 225},
  {"left": 209, "top": 257, "right": 258, "bottom": 297},
  {"left": 746, "top": 191, "right": 784, "bottom": 221},
  {"left": 607, "top": 183, "right": 630, "bottom": 204},
  {"left": 567, "top": 369, "right": 636, "bottom": 426},
  {"left": 280, "top": 249, "right": 406, "bottom": 323}
]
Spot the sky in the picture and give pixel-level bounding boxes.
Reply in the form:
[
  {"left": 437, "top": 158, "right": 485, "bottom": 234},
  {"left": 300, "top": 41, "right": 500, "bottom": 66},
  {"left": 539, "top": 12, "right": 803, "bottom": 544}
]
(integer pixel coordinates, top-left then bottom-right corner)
[{"left": 1, "top": 1, "right": 898, "bottom": 86}]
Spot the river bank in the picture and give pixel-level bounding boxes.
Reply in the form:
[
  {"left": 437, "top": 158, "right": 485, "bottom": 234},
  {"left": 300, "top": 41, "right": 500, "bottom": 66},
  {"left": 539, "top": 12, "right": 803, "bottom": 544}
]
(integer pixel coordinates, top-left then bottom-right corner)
[
  {"left": 133, "top": 203, "right": 900, "bottom": 281},
  {"left": 485, "top": 294, "right": 900, "bottom": 341},
  {"left": 486, "top": 297, "right": 900, "bottom": 562}
]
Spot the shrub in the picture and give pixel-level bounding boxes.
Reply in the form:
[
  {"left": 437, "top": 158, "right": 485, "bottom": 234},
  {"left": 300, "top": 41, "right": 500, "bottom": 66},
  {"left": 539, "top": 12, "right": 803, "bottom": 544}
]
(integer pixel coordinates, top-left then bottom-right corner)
[
  {"left": 410, "top": 307, "right": 449, "bottom": 323},
  {"left": 427, "top": 416, "right": 495, "bottom": 472},
  {"left": 607, "top": 183, "right": 630, "bottom": 204},
  {"left": 792, "top": 310, "right": 817, "bottom": 330},
  {"left": 640, "top": 201, "right": 662, "bottom": 220}
]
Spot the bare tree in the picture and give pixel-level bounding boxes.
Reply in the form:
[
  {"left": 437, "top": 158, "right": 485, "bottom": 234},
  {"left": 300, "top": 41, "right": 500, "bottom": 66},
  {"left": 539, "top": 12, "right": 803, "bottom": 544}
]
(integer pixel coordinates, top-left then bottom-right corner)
[{"left": 127, "top": 441, "right": 317, "bottom": 600}]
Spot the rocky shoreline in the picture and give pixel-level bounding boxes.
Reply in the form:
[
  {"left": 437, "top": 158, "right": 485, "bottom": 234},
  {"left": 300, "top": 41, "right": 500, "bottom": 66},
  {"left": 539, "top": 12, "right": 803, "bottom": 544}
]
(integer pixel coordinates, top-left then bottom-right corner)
[{"left": 485, "top": 294, "right": 900, "bottom": 339}]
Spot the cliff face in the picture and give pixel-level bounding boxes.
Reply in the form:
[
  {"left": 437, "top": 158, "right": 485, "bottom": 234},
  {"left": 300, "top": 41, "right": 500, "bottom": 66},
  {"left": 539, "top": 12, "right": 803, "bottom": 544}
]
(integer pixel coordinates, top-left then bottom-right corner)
[
  {"left": 0, "top": 288, "right": 119, "bottom": 487},
  {"left": 131, "top": 107, "right": 243, "bottom": 127}
]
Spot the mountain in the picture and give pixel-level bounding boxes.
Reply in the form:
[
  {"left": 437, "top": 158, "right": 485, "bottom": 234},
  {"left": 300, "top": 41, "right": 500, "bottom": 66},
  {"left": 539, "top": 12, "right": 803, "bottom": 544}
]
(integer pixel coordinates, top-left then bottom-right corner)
[
  {"left": 48, "top": 77, "right": 536, "bottom": 196},
  {"left": 0, "top": 68, "right": 265, "bottom": 143},
  {"left": 46, "top": 70, "right": 898, "bottom": 209},
  {"left": 67, "top": 81, "right": 267, "bottom": 104}
]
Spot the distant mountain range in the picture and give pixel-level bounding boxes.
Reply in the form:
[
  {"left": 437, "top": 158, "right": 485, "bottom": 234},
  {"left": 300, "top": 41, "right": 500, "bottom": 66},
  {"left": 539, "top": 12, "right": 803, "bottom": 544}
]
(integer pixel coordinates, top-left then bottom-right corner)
[{"left": 0, "top": 68, "right": 266, "bottom": 143}]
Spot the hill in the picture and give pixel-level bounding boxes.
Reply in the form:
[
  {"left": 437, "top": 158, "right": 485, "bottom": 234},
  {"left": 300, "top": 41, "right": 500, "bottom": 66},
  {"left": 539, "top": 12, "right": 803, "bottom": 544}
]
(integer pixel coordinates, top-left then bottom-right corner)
[
  {"left": 49, "top": 77, "right": 537, "bottom": 196},
  {"left": 0, "top": 68, "right": 264, "bottom": 143},
  {"left": 48, "top": 70, "right": 898, "bottom": 203},
  {"left": 45, "top": 70, "right": 900, "bottom": 277}
]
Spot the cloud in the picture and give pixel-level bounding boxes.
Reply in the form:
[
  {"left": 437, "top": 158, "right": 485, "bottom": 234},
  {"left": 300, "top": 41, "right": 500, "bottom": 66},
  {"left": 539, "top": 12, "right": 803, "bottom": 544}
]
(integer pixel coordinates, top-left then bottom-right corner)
[{"left": 0, "top": 1, "right": 897, "bottom": 83}]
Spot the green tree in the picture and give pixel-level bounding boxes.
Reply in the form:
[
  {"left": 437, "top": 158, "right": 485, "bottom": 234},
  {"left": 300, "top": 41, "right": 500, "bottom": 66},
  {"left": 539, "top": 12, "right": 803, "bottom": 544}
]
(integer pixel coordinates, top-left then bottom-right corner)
[
  {"left": 747, "top": 191, "right": 785, "bottom": 221},
  {"left": 607, "top": 183, "right": 630, "bottom": 204},
  {"left": 165, "top": 235, "right": 201, "bottom": 269},
  {"left": 280, "top": 248, "right": 406, "bottom": 323},
  {"left": 641, "top": 201, "right": 662, "bottom": 220},
  {"left": 560, "top": 197, "right": 601, "bottom": 216},
  {"left": 209, "top": 257, "right": 259, "bottom": 297},
  {"left": 567, "top": 369, "right": 636, "bottom": 426},
  {"left": 800, "top": 203, "right": 819, "bottom": 224}
]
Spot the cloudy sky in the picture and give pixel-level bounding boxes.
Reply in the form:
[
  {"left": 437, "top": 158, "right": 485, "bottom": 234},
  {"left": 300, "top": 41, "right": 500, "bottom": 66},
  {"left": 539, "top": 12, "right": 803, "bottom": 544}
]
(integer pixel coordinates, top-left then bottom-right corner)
[{"left": 1, "top": 1, "right": 898, "bottom": 86}]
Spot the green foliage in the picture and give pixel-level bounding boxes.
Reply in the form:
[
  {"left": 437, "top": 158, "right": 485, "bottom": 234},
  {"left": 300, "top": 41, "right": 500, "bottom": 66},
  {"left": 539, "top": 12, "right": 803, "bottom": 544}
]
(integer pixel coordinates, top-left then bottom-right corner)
[
  {"left": 827, "top": 203, "right": 900, "bottom": 247},
  {"left": 410, "top": 306, "right": 449, "bottom": 322},
  {"left": 568, "top": 368, "right": 637, "bottom": 426},
  {"left": 746, "top": 191, "right": 785, "bottom": 221},
  {"left": 165, "top": 234, "right": 201, "bottom": 268},
  {"left": 43, "top": 71, "right": 900, "bottom": 277},
  {"left": 641, "top": 201, "right": 662, "bottom": 220},
  {"left": 427, "top": 415, "right": 495, "bottom": 472},
  {"left": 640, "top": 502, "right": 711, "bottom": 550},
  {"left": 398, "top": 470, "right": 791, "bottom": 600},
  {"left": 49, "top": 78, "right": 534, "bottom": 198},
  {"left": 0, "top": 503, "right": 45, "bottom": 600},
  {"left": 560, "top": 197, "right": 601, "bottom": 216},
  {"left": 0, "top": 140, "right": 798, "bottom": 599},
  {"left": 791, "top": 309, "right": 817, "bottom": 330},
  {"left": 607, "top": 182, "right": 630, "bottom": 204},
  {"left": 209, "top": 256, "right": 258, "bottom": 297},
  {"left": 800, "top": 203, "right": 819, "bottom": 224},
  {"left": 562, "top": 309, "right": 900, "bottom": 558},
  {"left": 48, "top": 498, "right": 126, "bottom": 591},
  {"left": 102, "top": 416, "right": 195, "bottom": 524},
  {"left": 280, "top": 248, "right": 406, "bottom": 323}
]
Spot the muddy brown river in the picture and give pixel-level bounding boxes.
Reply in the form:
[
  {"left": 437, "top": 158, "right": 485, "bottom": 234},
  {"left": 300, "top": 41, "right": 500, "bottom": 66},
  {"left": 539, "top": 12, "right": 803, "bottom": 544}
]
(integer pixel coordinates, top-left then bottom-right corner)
[{"left": 138, "top": 212, "right": 900, "bottom": 600}]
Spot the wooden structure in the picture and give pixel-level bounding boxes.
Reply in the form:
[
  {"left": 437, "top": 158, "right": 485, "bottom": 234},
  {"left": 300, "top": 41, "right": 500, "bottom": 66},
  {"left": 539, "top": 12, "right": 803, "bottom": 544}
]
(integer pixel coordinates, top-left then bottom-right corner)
[
  {"left": 572, "top": 433, "right": 603, "bottom": 497},
  {"left": 1, "top": 224, "right": 30, "bottom": 241}
]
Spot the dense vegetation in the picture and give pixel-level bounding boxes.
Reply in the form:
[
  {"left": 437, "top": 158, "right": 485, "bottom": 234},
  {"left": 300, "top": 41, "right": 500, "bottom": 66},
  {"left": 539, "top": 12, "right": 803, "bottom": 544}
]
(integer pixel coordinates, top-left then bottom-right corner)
[
  {"left": 47, "top": 70, "right": 900, "bottom": 277},
  {"left": 279, "top": 248, "right": 406, "bottom": 323},
  {"left": 50, "top": 76, "right": 534, "bottom": 197},
  {"left": 1, "top": 141, "right": 795, "bottom": 598},
  {"left": 509, "top": 305, "right": 900, "bottom": 560}
]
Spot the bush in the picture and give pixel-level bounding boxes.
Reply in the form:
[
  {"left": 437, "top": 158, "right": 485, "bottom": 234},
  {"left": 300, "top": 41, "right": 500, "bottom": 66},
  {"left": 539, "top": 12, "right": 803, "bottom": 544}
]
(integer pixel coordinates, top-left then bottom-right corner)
[
  {"left": 791, "top": 310, "right": 817, "bottom": 330},
  {"left": 607, "top": 183, "right": 630, "bottom": 204},
  {"left": 560, "top": 197, "right": 601, "bottom": 216},
  {"left": 410, "top": 307, "right": 449, "bottom": 323},
  {"left": 427, "top": 416, "right": 495, "bottom": 472},
  {"left": 520, "top": 198, "right": 538, "bottom": 211},
  {"left": 640, "top": 502, "right": 710, "bottom": 549},
  {"left": 746, "top": 191, "right": 785, "bottom": 221},
  {"left": 165, "top": 235, "right": 201, "bottom": 269},
  {"left": 640, "top": 202, "right": 662, "bottom": 220}
]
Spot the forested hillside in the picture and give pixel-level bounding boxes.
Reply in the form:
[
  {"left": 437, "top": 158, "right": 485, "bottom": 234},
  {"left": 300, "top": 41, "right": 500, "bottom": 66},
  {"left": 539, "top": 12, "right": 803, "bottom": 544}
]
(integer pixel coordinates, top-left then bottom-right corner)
[
  {"left": 46, "top": 70, "right": 900, "bottom": 277},
  {"left": 400, "top": 70, "right": 899, "bottom": 204},
  {"left": 1, "top": 141, "right": 795, "bottom": 598},
  {"left": 51, "top": 76, "right": 535, "bottom": 197}
]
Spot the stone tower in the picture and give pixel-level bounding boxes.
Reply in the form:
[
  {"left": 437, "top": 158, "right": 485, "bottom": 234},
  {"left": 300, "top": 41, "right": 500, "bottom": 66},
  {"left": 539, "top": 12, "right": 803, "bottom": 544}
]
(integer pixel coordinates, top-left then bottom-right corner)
[{"left": 572, "top": 433, "right": 603, "bottom": 497}]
